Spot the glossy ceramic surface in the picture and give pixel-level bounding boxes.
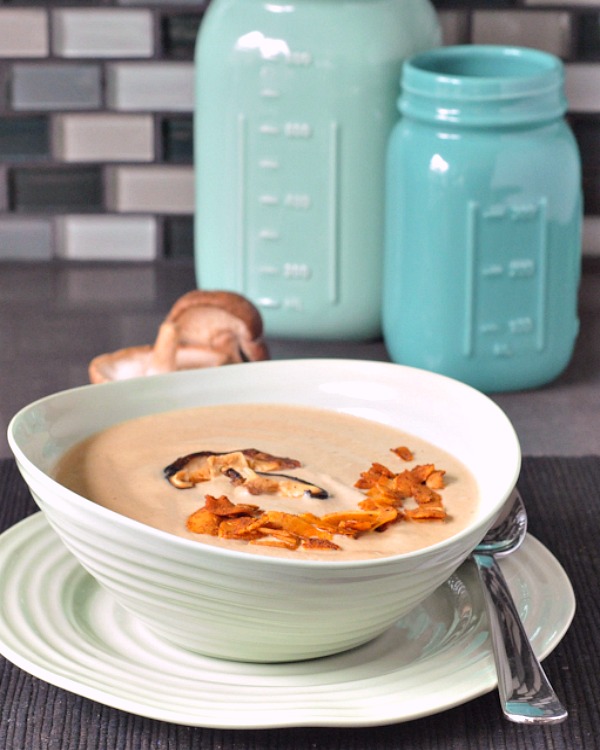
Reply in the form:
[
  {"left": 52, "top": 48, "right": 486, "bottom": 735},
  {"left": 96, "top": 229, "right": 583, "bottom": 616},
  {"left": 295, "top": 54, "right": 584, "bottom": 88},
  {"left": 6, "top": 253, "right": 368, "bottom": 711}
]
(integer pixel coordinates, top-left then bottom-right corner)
[
  {"left": 384, "top": 46, "right": 582, "bottom": 392},
  {"left": 0, "top": 515, "right": 573, "bottom": 728},
  {"left": 194, "top": 0, "right": 440, "bottom": 339},
  {"left": 7, "top": 359, "right": 520, "bottom": 662}
]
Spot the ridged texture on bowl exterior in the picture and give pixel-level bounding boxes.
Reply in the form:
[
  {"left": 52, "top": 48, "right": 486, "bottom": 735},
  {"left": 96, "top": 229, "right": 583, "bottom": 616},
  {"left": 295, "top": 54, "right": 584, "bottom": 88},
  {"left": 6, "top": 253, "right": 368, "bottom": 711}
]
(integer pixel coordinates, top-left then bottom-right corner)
[
  {"left": 8, "top": 359, "right": 521, "bottom": 662},
  {"left": 23, "top": 477, "right": 484, "bottom": 661}
]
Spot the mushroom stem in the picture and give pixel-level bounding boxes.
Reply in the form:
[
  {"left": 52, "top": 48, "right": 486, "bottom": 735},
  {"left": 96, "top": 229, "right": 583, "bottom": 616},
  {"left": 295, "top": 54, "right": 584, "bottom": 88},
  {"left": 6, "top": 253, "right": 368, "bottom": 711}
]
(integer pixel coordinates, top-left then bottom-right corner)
[{"left": 149, "top": 322, "right": 178, "bottom": 374}]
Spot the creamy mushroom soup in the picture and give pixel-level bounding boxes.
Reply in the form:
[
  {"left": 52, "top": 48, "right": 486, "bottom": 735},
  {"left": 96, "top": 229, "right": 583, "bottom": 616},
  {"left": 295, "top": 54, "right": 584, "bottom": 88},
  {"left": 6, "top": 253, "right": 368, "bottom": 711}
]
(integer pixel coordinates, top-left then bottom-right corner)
[{"left": 53, "top": 403, "right": 480, "bottom": 560}]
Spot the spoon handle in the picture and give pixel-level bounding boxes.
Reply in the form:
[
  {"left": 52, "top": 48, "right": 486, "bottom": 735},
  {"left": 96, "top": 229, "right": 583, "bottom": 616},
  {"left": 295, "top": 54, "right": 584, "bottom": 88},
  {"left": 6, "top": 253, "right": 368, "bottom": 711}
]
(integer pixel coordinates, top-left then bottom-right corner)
[{"left": 473, "top": 551, "right": 568, "bottom": 724}]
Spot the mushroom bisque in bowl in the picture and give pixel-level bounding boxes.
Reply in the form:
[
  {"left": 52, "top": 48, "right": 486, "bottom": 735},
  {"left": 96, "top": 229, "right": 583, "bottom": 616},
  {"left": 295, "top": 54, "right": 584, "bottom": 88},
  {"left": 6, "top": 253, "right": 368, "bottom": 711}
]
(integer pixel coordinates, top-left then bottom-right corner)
[{"left": 7, "top": 359, "right": 521, "bottom": 663}]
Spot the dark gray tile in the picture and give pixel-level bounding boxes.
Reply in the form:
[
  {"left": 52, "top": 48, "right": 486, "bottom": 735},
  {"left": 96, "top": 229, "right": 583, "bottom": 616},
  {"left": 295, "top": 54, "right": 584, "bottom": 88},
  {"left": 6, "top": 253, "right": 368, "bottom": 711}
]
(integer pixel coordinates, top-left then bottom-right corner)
[
  {"left": 0, "top": 116, "right": 49, "bottom": 161},
  {"left": 164, "top": 216, "right": 193, "bottom": 258},
  {"left": 161, "top": 13, "right": 203, "bottom": 59},
  {"left": 9, "top": 166, "right": 103, "bottom": 212},
  {"left": 161, "top": 115, "right": 193, "bottom": 163},
  {"left": 576, "top": 11, "right": 600, "bottom": 61}
]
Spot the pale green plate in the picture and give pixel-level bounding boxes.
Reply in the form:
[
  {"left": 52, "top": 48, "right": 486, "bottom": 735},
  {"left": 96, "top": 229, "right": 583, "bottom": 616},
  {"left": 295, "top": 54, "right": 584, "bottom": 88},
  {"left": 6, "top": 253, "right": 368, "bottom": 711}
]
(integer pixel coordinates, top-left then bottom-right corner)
[{"left": 0, "top": 513, "right": 575, "bottom": 729}]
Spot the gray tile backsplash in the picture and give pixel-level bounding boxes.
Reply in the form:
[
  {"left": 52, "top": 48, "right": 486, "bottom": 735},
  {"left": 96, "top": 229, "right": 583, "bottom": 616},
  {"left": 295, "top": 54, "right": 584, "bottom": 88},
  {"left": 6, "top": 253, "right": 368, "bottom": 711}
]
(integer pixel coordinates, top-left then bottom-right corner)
[
  {"left": 0, "top": 0, "right": 599, "bottom": 260},
  {"left": 10, "top": 166, "right": 104, "bottom": 212},
  {"left": 0, "top": 116, "right": 49, "bottom": 161},
  {"left": 0, "top": 217, "right": 52, "bottom": 260},
  {"left": 11, "top": 63, "right": 102, "bottom": 110},
  {"left": 471, "top": 10, "right": 572, "bottom": 57}
]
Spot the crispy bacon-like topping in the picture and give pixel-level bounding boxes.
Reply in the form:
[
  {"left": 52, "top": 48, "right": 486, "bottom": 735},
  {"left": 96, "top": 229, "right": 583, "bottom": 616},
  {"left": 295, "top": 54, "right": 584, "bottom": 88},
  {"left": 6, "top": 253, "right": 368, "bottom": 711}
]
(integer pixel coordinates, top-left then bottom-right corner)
[
  {"left": 392, "top": 446, "right": 414, "bottom": 461},
  {"left": 183, "top": 448, "right": 450, "bottom": 551}
]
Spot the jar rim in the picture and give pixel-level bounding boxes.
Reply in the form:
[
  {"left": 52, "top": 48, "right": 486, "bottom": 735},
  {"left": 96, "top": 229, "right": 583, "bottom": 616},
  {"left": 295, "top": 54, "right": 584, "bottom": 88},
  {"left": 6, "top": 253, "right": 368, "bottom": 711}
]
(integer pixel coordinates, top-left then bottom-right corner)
[{"left": 402, "top": 45, "right": 563, "bottom": 102}]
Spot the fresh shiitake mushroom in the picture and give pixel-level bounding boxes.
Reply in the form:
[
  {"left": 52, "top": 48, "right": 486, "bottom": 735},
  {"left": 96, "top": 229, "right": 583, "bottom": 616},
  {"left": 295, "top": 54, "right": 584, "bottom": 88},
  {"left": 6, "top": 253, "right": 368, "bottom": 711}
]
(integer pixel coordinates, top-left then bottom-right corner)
[{"left": 88, "top": 290, "right": 270, "bottom": 384}]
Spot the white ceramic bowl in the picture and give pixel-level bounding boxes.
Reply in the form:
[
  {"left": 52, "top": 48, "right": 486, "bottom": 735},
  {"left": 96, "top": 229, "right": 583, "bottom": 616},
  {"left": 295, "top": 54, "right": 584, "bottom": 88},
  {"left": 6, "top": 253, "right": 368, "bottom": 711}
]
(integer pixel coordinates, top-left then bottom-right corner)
[{"left": 8, "top": 359, "right": 520, "bottom": 663}]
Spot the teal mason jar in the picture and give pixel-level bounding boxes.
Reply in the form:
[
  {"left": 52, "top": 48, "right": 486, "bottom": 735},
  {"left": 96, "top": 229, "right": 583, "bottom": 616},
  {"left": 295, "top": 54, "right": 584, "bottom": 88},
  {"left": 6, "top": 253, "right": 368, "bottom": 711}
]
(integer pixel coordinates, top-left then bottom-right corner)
[
  {"left": 194, "top": 0, "right": 440, "bottom": 340},
  {"left": 384, "top": 45, "right": 582, "bottom": 392}
]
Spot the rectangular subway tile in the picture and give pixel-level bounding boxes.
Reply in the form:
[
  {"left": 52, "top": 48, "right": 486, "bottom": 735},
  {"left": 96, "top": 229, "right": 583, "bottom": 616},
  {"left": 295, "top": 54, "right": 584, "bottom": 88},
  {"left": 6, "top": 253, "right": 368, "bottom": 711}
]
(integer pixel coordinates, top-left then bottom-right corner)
[
  {"left": 11, "top": 63, "right": 102, "bottom": 111},
  {"left": 583, "top": 181, "right": 600, "bottom": 216},
  {"left": 432, "top": 0, "right": 516, "bottom": 6},
  {"left": 0, "top": 166, "right": 8, "bottom": 211},
  {"left": 471, "top": 11, "right": 572, "bottom": 58},
  {"left": 56, "top": 214, "right": 157, "bottom": 261},
  {"left": 572, "top": 117, "right": 600, "bottom": 214},
  {"left": 576, "top": 12, "right": 600, "bottom": 61},
  {"left": 53, "top": 113, "right": 154, "bottom": 162},
  {"left": 565, "top": 64, "right": 600, "bottom": 113},
  {"left": 0, "top": 116, "right": 49, "bottom": 161},
  {"left": 0, "top": 9, "right": 48, "bottom": 58},
  {"left": 118, "top": 0, "right": 209, "bottom": 6},
  {"left": 52, "top": 9, "right": 153, "bottom": 58},
  {"left": 164, "top": 216, "right": 194, "bottom": 258},
  {"left": 524, "top": 0, "right": 600, "bottom": 6},
  {"left": 161, "top": 14, "right": 203, "bottom": 59},
  {"left": 571, "top": 115, "right": 600, "bottom": 166},
  {"left": 161, "top": 116, "right": 193, "bottom": 163},
  {"left": 438, "top": 11, "right": 470, "bottom": 47},
  {"left": 0, "top": 66, "right": 11, "bottom": 110},
  {"left": 583, "top": 216, "right": 600, "bottom": 257},
  {"left": 10, "top": 166, "right": 103, "bottom": 213},
  {"left": 106, "top": 62, "right": 194, "bottom": 112},
  {"left": 106, "top": 165, "right": 194, "bottom": 214},
  {"left": 0, "top": 217, "right": 53, "bottom": 260}
]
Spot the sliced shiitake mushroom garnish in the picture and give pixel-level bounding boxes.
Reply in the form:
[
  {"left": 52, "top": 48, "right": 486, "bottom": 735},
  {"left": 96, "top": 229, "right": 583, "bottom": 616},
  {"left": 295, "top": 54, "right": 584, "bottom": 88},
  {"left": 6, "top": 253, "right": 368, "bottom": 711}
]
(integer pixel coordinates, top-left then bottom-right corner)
[
  {"left": 164, "top": 449, "right": 329, "bottom": 499},
  {"left": 229, "top": 469, "right": 329, "bottom": 499},
  {"left": 164, "top": 448, "right": 301, "bottom": 487}
]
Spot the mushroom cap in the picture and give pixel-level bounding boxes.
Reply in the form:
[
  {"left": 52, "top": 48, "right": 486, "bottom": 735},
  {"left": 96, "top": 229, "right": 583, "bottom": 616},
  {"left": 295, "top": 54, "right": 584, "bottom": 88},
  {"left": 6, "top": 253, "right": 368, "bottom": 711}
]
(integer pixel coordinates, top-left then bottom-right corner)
[
  {"left": 166, "top": 290, "right": 264, "bottom": 340},
  {"left": 163, "top": 290, "right": 269, "bottom": 364},
  {"left": 88, "top": 290, "right": 270, "bottom": 384}
]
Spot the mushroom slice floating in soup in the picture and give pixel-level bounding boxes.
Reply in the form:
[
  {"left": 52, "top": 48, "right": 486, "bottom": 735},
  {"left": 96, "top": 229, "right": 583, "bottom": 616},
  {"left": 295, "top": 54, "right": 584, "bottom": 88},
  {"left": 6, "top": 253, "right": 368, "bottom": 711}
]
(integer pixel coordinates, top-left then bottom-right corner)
[
  {"left": 242, "top": 471, "right": 328, "bottom": 499},
  {"left": 164, "top": 449, "right": 329, "bottom": 499}
]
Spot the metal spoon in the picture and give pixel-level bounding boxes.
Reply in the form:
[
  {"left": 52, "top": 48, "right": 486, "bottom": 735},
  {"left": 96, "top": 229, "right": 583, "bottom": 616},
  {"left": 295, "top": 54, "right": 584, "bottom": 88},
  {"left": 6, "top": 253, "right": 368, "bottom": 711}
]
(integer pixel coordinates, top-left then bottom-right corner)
[{"left": 472, "top": 489, "right": 568, "bottom": 724}]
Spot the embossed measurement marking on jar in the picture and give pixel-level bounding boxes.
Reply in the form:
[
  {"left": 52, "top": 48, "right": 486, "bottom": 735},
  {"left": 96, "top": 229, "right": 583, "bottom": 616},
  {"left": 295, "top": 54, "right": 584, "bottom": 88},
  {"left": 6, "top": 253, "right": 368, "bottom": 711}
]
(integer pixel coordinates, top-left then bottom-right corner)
[
  {"left": 465, "top": 200, "right": 547, "bottom": 358},
  {"left": 236, "top": 46, "right": 341, "bottom": 313}
]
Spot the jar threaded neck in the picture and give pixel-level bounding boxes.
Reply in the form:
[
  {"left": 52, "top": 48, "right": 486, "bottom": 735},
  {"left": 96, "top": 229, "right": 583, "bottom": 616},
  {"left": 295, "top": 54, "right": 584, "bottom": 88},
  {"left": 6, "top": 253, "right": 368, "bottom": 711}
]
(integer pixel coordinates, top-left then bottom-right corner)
[{"left": 399, "top": 45, "right": 567, "bottom": 127}]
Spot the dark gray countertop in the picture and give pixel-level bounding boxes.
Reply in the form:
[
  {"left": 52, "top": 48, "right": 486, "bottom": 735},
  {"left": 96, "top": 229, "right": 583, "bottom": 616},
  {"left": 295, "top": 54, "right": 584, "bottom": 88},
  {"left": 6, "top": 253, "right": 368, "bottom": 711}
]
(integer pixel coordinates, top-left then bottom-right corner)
[
  {"left": 0, "top": 259, "right": 598, "bottom": 749},
  {"left": 1, "top": 257, "right": 599, "bottom": 458}
]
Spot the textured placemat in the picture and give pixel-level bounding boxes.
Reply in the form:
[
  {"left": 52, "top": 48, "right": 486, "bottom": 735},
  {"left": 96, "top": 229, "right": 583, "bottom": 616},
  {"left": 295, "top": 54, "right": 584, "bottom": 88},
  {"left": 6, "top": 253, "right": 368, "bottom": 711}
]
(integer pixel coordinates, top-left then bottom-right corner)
[{"left": 0, "top": 456, "right": 598, "bottom": 750}]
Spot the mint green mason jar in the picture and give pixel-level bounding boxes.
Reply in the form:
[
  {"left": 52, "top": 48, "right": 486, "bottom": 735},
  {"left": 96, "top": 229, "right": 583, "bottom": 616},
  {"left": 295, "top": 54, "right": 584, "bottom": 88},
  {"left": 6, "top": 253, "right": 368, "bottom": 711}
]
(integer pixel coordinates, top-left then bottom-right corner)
[
  {"left": 384, "top": 45, "right": 582, "bottom": 392},
  {"left": 194, "top": 0, "right": 440, "bottom": 340}
]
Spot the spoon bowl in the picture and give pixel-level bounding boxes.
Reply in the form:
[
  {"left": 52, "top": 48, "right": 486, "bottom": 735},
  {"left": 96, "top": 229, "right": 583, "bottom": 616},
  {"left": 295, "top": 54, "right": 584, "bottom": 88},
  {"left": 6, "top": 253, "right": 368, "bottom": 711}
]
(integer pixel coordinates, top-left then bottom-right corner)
[{"left": 475, "top": 490, "right": 528, "bottom": 557}]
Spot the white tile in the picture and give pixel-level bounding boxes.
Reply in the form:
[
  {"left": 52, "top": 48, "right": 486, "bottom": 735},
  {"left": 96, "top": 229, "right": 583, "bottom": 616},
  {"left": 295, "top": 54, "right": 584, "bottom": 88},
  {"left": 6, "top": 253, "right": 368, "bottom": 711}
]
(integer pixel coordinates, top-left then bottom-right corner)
[
  {"left": 0, "top": 9, "right": 48, "bottom": 58},
  {"left": 106, "top": 63, "right": 194, "bottom": 112},
  {"left": 56, "top": 215, "right": 157, "bottom": 260},
  {"left": 106, "top": 166, "right": 194, "bottom": 214},
  {"left": 53, "top": 114, "right": 154, "bottom": 162},
  {"left": 52, "top": 9, "right": 153, "bottom": 58},
  {"left": 472, "top": 11, "right": 572, "bottom": 58},
  {"left": 583, "top": 216, "right": 600, "bottom": 257},
  {"left": 565, "top": 64, "right": 600, "bottom": 113},
  {"left": 438, "top": 11, "right": 469, "bottom": 47}
]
